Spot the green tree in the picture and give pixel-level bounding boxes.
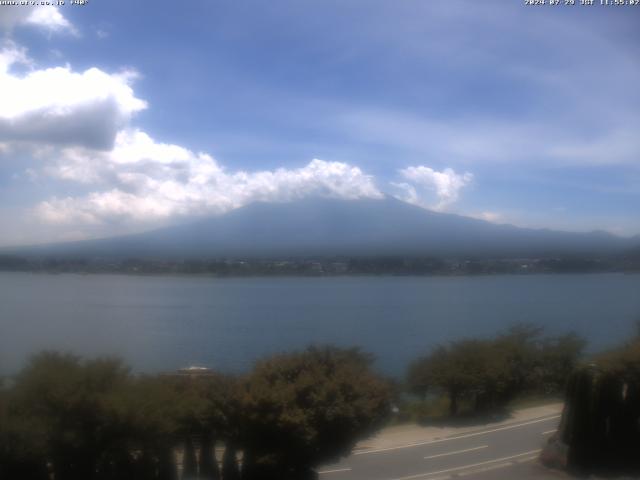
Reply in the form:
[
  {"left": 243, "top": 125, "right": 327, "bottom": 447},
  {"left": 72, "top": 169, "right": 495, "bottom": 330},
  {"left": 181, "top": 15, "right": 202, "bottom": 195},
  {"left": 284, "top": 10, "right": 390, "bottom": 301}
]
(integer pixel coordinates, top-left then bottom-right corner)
[
  {"left": 238, "top": 346, "right": 391, "bottom": 480},
  {"left": 408, "top": 326, "right": 586, "bottom": 417},
  {"left": 0, "top": 380, "right": 49, "bottom": 480},
  {"left": 10, "top": 352, "right": 132, "bottom": 480},
  {"left": 120, "top": 375, "right": 185, "bottom": 480},
  {"left": 538, "top": 333, "right": 586, "bottom": 394},
  {"left": 407, "top": 339, "right": 511, "bottom": 415},
  {"left": 494, "top": 324, "right": 544, "bottom": 400},
  {"left": 166, "top": 372, "right": 237, "bottom": 480}
]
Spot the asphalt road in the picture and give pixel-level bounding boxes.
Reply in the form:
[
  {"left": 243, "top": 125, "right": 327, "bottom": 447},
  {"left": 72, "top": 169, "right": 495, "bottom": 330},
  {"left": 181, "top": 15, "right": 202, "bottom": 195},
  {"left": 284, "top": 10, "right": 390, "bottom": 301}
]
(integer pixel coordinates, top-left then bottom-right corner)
[{"left": 318, "top": 413, "right": 563, "bottom": 480}]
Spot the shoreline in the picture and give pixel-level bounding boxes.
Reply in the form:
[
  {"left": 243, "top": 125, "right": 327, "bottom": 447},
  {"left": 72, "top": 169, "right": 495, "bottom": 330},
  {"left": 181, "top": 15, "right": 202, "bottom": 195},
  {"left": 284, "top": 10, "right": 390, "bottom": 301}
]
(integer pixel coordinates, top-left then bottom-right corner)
[{"left": 0, "top": 270, "right": 637, "bottom": 279}]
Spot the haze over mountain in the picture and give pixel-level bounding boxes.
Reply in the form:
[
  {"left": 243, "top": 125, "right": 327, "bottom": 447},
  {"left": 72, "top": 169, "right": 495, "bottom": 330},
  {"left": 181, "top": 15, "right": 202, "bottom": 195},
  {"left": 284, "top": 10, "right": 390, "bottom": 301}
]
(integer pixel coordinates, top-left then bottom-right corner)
[{"left": 8, "top": 197, "right": 638, "bottom": 259}]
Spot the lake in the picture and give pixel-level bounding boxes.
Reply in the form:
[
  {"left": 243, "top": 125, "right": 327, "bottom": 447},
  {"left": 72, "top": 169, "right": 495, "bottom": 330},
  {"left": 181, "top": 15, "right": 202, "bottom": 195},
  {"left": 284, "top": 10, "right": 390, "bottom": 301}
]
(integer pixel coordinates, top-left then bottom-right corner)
[{"left": 1, "top": 272, "right": 639, "bottom": 377}]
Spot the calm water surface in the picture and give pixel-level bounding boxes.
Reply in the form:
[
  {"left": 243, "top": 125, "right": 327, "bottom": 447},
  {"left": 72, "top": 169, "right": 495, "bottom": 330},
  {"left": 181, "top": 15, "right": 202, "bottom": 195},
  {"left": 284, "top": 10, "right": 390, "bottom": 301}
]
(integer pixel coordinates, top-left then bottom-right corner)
[{"left": 1, "top": 272, "right": 639, "bottom": 377}]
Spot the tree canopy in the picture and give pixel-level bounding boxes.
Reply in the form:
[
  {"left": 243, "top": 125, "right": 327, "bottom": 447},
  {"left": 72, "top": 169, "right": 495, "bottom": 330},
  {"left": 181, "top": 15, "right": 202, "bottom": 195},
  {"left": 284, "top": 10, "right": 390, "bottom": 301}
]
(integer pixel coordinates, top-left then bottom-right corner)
[
  {"left": 407, "top": 325, "right": 585, "bottom": 416},
  {"left": 239, "top": 346, "right": 391, "bottom": 479},
  {"left": 0, "top": 347, "right": 391, "bottom": 480}
]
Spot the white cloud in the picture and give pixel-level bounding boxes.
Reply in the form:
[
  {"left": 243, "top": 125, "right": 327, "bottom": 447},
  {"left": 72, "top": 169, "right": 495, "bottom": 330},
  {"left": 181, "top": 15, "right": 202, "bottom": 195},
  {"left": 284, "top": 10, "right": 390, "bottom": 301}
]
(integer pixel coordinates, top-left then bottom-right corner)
[
  {"left": 25, "top": 6, "right": 76, "bottom": 34},
  {"left": 36, "top": 129, "right": 383, "bottom": 226},
  {"left": 0, "top": 41, "right": 31, "bottom": 71},
  {"left": 0, "top": 44, "right": 147, "bottom": 150},
  {"left": 471, "top": 211, "right": 504, "bottom": 224},
  {"left": 0, "top": 5, "right": 77, "bottom": 35},
  {"left": 395, "top": 166, "right": 472, "bottom": 210}
]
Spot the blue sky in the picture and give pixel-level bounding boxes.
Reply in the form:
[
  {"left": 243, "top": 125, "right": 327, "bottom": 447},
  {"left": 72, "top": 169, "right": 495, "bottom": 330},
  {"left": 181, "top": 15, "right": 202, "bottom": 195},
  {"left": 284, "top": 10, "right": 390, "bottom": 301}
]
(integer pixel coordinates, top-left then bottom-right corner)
[{"left": 0, "top": 0, "right": 639, "bottom": 246}]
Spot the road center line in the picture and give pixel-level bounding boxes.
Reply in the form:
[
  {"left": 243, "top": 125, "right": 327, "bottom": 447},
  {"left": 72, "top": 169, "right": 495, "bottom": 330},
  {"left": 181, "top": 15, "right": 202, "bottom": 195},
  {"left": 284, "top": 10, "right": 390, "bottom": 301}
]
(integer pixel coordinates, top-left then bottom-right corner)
[
  {"left": 424, "top": 445, "right": 487, "bottom": 460},
  {"left": 542, "top": 429, "right": 557, "bottom": 435},
  {"left": 388, "top": 449, "right": 542, "bottom": 480},
  {"left": 318, "top": 467, "right": 352, "bottom": 475},
  {"left": 354, "top": 415, "right": 560, "bottom": 455}
]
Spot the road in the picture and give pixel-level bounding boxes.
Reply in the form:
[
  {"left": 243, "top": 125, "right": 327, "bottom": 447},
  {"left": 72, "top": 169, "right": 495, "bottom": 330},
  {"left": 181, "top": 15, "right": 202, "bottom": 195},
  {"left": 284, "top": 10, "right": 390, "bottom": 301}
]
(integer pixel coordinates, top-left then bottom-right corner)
[{"left": 318, "top": 412, "right": 564, "bottom": 480}]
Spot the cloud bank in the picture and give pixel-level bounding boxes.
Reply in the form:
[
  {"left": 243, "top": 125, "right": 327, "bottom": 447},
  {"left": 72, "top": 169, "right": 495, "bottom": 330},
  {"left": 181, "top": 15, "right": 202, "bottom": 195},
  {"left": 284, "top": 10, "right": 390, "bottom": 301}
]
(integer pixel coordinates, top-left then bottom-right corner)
[
  {"left": 0, "top": 43, "right": 146, "bottom": 150},
  {"left": 36, "top": 130, "right": 384, "bottom": 225}
]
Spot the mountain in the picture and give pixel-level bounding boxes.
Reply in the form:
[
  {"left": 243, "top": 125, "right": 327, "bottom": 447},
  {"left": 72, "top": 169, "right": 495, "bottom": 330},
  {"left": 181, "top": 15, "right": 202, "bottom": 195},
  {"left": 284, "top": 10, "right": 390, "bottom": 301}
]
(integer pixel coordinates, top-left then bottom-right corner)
[{"left": 8, "top": 197, "right": 638, "bottom": 259}]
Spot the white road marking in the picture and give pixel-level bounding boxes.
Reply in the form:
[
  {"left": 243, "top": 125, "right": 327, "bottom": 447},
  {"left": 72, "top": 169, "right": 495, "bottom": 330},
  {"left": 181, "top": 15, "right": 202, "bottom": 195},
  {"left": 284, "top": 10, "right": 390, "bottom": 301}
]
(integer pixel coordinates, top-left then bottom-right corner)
[
  {"left": 318, "top": 467, "right": 352, "bottom": 475},
  {"left": 424, "top": 445, "right": 487, "bottom": 460},
  {"left": 388, "top": 449, "right": 541, "bottom": 480},
  {"left": 354, "top": 415, "right": 560, "bottom": 455},
  {"left": 542, "top": 429, "right": 557, "bottom": 435}
]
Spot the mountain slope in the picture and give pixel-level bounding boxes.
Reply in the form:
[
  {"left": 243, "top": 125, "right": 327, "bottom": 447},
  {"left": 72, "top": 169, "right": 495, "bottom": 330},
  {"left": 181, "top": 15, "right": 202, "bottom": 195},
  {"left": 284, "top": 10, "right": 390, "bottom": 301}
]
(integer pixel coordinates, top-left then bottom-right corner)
[{"left": 10, "top": 197, "right": 637, "bottom": 258}]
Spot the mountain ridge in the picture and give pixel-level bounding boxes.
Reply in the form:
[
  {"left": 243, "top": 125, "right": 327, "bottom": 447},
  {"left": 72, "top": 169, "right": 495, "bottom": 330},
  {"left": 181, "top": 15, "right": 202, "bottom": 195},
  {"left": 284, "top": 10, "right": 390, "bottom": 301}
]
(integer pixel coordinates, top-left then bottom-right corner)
[{"left": 4, "top": 197, "right": 637, "bottom": 259}]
